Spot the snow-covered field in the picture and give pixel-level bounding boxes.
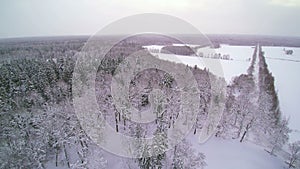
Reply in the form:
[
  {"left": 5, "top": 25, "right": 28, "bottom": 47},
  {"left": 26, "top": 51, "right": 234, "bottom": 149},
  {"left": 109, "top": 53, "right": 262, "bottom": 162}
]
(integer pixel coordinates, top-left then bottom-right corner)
[
  {"left": 214, "top": 44, "right": 255, "bottom": 61},
  {"left": 151, "top": 45, "right": 254, "bottom": 83},
  {"left": 190, "top": 136, "right": 286, "bottom": 169},
  {"left": 263, "top": 47, "right": 300, "bottom": 62},
  {"left": 155, "top": 53, "right": 250, "bottom": 83},
  {"left": 263, "top": 46, "right": 300, "bottom": 142}
]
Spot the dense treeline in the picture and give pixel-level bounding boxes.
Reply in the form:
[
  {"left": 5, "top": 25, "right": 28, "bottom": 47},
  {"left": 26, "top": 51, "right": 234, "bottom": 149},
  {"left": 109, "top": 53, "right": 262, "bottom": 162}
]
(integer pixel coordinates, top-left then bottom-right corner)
[
  {"left": 0, "top": 36, "right": 294, "bottom": 168},
  {"left": 258, "top": 46, "right": 281, "bottom": 125},
  {"left": 0, "top": 39, "right": 84, "bottom": 61},
  {"left": 0, "top": 36, "right": 212, "bottom": 168},
  {"left": 0, "top": 39, "right": 116, "bottom": 168},
  {"left": 0, "top": 57, "right": 74, "bottom": 112},
  {"left": 161, "top": 45, "right": 196, "bottom": 56},
  {"left": 256, "top": 46, "right": 289, "bottom": 155},
  {"left": 216, "top": 45, "right": 290, "bottom": 157}
]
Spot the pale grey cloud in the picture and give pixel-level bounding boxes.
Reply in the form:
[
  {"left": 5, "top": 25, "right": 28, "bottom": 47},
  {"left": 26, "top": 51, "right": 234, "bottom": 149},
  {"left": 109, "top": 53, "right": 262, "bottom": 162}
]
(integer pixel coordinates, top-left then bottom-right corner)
[
  {"left": 269, "top": 0, "right": 300, "bottom": 7},
  {"left": 0, "top": 0, "right": 299, "bottom": 38}
]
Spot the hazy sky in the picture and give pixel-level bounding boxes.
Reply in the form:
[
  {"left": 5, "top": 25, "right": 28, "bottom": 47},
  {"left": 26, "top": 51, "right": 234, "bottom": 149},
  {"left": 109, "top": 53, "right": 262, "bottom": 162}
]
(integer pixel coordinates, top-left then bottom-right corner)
[{"left": 0, "top": 0, "right": 300, "bottom": 38}]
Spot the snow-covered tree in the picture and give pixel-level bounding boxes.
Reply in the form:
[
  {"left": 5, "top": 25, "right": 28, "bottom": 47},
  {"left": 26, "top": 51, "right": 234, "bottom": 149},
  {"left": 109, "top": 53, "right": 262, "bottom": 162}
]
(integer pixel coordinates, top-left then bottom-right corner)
[
  {"left": 85, "top": 145, "right": 107, "bottom": 169},
  {"left": 171, "top": 139, "right": 206, "bottom": 169},
  {"left": 0, "top": 111, "right": 47, "bottom": 168},
  {"left": 217, "top": 74, "right": 257, "bottom": 142},
  {"left": 268, "top": 117, "right": 290, "bottom": 155},
  {"left": 288, "top": 141, "right": 300, "bottom": 168}
]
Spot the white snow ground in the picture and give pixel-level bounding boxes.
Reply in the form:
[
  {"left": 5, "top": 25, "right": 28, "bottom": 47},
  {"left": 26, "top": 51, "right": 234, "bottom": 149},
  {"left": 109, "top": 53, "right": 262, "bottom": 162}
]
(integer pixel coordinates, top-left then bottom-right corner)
[
  {"left": 188, "top": 135, "right": 286, "bottom": 169},
  {"left": 156, "top": 53, "right": 250, "bottom": 83},
  {"left": 152, "top": 45, "right": 254, "bottom": 84},
  {"left": 263, "top": 46, "right": 300, "bottom": 142},
  {"left": 214, "top": 44, "right": 255, "bottom": 61}
]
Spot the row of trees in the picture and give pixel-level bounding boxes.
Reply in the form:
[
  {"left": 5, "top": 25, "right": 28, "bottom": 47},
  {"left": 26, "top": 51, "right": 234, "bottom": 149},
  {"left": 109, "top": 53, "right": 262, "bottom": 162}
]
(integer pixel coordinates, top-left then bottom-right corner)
[
  {"left": 215, "top": 45, "right": 300, "bottom": 168},
  {"left": 257, "top": 45, "right": 290, "bottom": 155},
  {"left": 216, "top": 45, "right": 290, "bottom": 155}
]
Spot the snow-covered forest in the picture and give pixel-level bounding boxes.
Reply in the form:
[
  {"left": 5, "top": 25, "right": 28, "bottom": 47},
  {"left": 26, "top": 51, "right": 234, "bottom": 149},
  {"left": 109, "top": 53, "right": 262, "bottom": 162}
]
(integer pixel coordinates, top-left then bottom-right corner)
[{"left": 0, "top": 35, "right": 299, "bottom": 169}]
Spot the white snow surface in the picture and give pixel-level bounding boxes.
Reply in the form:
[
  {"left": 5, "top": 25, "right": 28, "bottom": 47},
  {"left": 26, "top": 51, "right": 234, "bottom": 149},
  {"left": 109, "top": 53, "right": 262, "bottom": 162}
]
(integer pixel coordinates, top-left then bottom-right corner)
[
  {"left": 188, "top": 135, "right": 286, "bottom": 169},
  {"left": 214, "top": 44, "right": 255, "bottom": 61},
  {"left": 156, "top": 53, "right": 250, "bottom": 83},
  {"left": 152, "top": 45, "right": 254, "bottom": 84},
  {"left": 263, "top": 46, "right": 300, "bottom": 142}
]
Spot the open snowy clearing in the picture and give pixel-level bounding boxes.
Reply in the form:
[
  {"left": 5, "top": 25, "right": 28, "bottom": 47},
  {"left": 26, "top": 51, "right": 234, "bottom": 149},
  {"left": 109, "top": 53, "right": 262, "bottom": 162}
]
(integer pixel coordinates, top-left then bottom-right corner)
[
  {"left": 263, "top": 46, "right": 300, "bottom": 62},
  {"left": 213, "top": 44, "right": 255, "bottom": 61},
  {"left": 147, "top": 45, "right": 254, "bottom": 83},
  {"left": 155, "top": 53, "right": 250, "bottom": 83},
  {"left": 263, "top": 46, "right": 300, "bottom": 142},
  {"left": 189, "top": 136, "right": 286, "bottom": 169}
]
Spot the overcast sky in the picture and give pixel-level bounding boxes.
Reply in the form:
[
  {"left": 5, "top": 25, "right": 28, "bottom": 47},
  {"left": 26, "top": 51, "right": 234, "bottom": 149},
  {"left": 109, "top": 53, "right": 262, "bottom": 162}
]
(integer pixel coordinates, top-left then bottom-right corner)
[{"left": 0, "top": 0, "right": 300, "bottom": 38}]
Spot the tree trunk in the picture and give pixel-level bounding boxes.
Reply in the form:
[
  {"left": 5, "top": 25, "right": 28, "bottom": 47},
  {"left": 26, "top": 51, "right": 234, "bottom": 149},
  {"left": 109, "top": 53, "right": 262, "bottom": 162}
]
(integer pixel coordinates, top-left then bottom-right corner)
[
  {"left": 115, "top": 111, "right": 119, "bottom": 132},
  {"left": 240, "top": 118, "right": 254, "bottom": 142},
  {"left": 63, "top": 144, "right": 70, "bottom": 168},
  {"left": 270, "top": 146, "right": 275, "bottom": 155},
  {"left": 288, "top": 161, "right": 292, "bottom": 168},
  {"left": 240, "top": 130, "right": 247, "bottom": 142},
  {"left": 123, "top": 118, "right": 126, "bottom": 130},
  {"left": 233, "top": 114, "right": 238, "bottom": 126},
  {"left": 288, "top": 158, "right": 295, "bottom": 168},
  {"left": 237, "top": 121, "right": 243, "bottom": 139},
  {"left": 55, "top": 148, "right": 58, "bottom": 167}
]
